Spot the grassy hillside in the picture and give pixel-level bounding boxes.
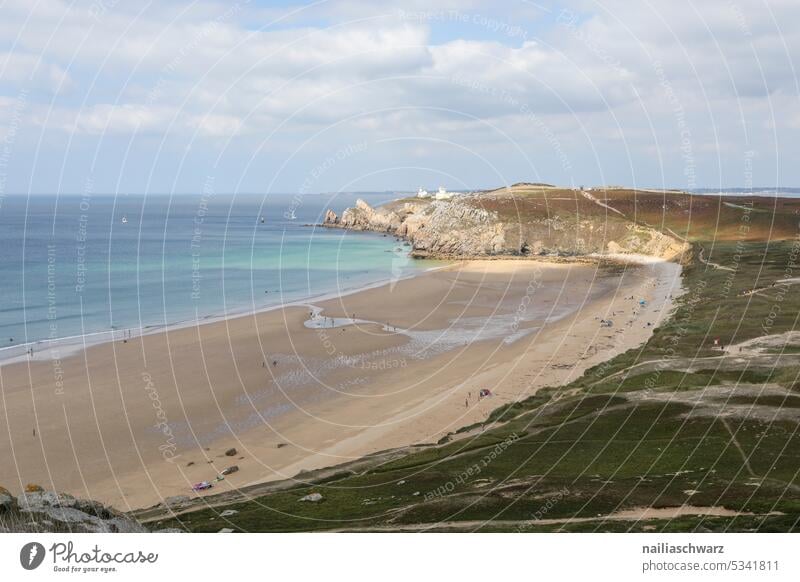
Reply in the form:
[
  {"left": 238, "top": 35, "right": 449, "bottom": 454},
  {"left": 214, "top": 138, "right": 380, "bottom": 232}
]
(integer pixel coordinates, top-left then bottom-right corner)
[{"left": 471, "top": 186, "right": 800, "bottom": 243}]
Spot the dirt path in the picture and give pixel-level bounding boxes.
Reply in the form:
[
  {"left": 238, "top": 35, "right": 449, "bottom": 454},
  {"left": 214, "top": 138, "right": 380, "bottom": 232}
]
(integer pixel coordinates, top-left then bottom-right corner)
[
  {"left": 696, "top": 245, "right": 735, "bottom": 272},
  {"left": 581, "top": 190, "right": 626, "bottom": 217},
  {"left": 328, "top": 506, "right": 754, "bottom": 532},
  {"left": 721, "top": 418, "right": 756, "bottom": 478}
]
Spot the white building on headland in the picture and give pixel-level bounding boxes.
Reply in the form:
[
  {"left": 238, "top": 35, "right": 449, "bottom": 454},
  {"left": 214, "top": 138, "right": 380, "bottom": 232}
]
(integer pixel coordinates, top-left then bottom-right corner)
[
  {"left": 435, "top": 187, "right": 453, "bottom": 200},
  {"left": 417, "top": 187, "right": 461, "bottom": 200}
]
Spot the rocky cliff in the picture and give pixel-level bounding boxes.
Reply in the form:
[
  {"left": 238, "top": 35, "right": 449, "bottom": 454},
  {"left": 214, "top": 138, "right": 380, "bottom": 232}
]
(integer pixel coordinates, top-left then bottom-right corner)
[{"left": 322, "top": 189, "right": 691, "bottom": 262}]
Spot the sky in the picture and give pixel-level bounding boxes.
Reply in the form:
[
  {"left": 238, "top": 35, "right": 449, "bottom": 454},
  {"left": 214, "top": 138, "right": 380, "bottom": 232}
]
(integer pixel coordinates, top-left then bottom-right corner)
[{"left": 0, "top": 0, "right": 798, "bottom": 195}]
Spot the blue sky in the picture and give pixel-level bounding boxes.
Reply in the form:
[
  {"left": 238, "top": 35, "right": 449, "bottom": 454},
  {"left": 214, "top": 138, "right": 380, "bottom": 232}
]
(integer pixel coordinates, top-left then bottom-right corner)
[{"left": 0, "top": 0, "right": 798, "bottom": 194}]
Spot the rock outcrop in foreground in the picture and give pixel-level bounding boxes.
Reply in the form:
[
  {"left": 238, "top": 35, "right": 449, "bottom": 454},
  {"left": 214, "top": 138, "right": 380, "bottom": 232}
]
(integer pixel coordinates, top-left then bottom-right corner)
[
  {"left": 322, "top": 188, "right": 691, "bottom": 261},
  {"left": 0, "top": 485, "right": 146, "bottom": 533}
]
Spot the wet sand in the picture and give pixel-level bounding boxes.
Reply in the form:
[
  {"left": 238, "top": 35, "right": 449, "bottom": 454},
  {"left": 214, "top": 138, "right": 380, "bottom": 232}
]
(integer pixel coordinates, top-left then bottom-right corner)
[{"left": 0, "top": 258, "right": 682, "bottom": 510}]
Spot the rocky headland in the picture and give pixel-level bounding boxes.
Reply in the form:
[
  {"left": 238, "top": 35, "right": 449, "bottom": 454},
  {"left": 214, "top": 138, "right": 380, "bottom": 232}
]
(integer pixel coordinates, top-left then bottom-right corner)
[{"left": 322, "top": 185, "right": 692, "bottom": 262}]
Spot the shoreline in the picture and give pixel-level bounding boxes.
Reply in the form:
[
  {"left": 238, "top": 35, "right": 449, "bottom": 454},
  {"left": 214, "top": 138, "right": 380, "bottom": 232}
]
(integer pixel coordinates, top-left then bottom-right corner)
[
  {"left": 0, "top": 255, "right": 683, "bottom": 511},
  {"left": 0, "top": 260, "right": 450, "bottom": 368},
  {"left": 0, "top": 250, "right": 673, "bottom": 367}
]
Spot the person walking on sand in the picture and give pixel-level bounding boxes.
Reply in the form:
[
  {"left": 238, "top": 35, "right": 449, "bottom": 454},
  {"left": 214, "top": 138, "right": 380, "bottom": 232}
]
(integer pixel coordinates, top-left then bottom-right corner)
[{"left": 465, "top": 398, "right": 469, "bottom": 408}]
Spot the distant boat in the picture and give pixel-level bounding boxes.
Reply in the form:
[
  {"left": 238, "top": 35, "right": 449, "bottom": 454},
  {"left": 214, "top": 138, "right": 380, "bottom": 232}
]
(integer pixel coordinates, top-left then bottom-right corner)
[
  {"left": 260, "top": 216, "right": 265, "bottom": 224},
  {"left": 121, "top": 215, "right": 128, "bottom": 224}
]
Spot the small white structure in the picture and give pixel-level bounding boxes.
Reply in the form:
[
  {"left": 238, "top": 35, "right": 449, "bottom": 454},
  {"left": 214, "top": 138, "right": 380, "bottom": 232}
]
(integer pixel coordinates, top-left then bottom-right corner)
[
  {"left": 418, "top": 187, "right": 463, "bottom": 200},
  {"left": 435, "top": 186, "right": 461, "bottom": 200}
]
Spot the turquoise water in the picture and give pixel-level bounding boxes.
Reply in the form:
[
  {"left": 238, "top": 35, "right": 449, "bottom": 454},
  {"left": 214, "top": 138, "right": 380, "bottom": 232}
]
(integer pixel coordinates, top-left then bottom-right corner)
[{"left": 0, "top": 193, "right": 423, "bottom": 348}]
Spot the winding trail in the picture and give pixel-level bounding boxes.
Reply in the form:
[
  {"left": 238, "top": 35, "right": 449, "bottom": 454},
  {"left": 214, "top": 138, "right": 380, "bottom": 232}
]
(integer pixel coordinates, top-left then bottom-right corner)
[
  {"left": 580, "top": 190, "right": 626, "bottom": 217},
  {"left": 696, "top": 246, "right": 735, "bottom": 272}
]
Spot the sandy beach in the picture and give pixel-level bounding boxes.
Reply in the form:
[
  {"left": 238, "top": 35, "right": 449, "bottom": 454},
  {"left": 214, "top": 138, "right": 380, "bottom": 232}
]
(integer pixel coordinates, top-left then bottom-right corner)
[{"left": 0, "top": 258, "right": 682, "bottom": 510}]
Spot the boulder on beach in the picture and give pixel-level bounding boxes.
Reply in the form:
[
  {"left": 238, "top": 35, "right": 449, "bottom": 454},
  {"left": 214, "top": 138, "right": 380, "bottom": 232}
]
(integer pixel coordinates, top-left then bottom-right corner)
[{"left": 224, "top": 448, "right": 237, "bottom": 457}]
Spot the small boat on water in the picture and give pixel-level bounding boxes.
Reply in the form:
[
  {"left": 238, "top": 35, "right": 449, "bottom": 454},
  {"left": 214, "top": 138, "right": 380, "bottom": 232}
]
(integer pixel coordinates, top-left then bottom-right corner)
[{"left": 260, "top": 216, "right": 265, "bottom": 224}]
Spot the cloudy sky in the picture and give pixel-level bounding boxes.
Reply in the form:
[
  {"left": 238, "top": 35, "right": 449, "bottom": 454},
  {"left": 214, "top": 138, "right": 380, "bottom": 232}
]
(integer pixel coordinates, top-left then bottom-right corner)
[{"left": 0, "top": 0, "right": 797, "bottom": 194}]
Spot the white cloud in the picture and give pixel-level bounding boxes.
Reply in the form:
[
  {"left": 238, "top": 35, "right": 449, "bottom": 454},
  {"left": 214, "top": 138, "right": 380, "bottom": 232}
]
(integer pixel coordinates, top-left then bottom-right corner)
[
  {"left": 38, "top": 104, "right": 176, "bottom": 134},
  {"left": 0, "top": 52, "right": 73, "bottom": 91},
  {"left": 187, "top": 113, "right": 243, "bottom": 136},
  {"left": 1, "top": 0, "right": 799, "bottom": 192}
]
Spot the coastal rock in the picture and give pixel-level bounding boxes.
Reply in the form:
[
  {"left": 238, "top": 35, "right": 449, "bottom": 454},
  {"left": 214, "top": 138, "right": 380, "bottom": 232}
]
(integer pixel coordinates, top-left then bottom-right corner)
[
  {"left": 75, "top": 498, "right": 113, "bottom": 518},
  {"left": 0, "top": 487, "right": 16, "bottom": 513},
  {"left": 18, "top": 490, "right": 77, "bottom": 512},
  {"left": 224, "top": 448, "right": 237, "bottom": 457},
  {"left": 410, "top": 202, "right": 505, "bottom": 257},
  {"left": 607, "top": 224, "right": 690, "bottom": 260},
  {"left": 324, "top": 209, "right": 338, "bottom": 224},
  {"left": 2, "top": 488, "right": 146, "bottom": 533},
  {"left": 325, "top": 197, "right": 506, "bottom": 257},
  {"left": 298, "top": 492, "right": 323, "bottom": 502},
  {"left": 334, "top": 199, "right": 402, "bottom": 232}
]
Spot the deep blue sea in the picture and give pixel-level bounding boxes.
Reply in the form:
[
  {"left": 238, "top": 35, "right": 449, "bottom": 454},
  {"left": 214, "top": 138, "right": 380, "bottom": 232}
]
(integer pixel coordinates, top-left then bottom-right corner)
[{"left": 0, "top": 192, "right": 424, "bottom": 352}]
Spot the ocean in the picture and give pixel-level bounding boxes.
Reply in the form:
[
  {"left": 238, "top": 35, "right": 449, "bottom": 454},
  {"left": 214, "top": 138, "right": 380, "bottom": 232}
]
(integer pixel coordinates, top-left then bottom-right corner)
[{"left": 0, "top": 192, "right": 426, "bottom": 359}]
